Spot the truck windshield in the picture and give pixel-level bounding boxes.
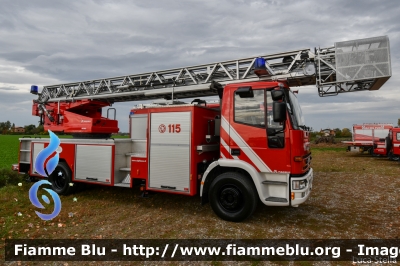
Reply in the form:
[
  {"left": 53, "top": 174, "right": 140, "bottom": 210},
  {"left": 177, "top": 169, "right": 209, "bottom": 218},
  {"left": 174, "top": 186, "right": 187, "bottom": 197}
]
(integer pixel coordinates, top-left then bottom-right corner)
[{"left": 288, "top": 91, "right": 306, "bottom": 129}]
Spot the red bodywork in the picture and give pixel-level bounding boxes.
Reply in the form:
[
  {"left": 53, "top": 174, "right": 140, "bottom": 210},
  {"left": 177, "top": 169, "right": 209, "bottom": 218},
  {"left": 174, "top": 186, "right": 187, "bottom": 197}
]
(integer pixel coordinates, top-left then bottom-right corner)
[
  {"left": 389, "top": 128, "right": 400, "bottom": 158},
  {"left": 27, "top": 141, "right": 115, "bottom": 186},
  {"left": 23, "top": 81, "right": 310, "bottom": 197},
  {"left": 373, "top": 140, "right": 388, "bottom": 156},
  {"left": 130, "top": 105, "right": 220, "bottom": 196},
  {"left": 220, "top": 82, "right": 310, "bottom": 176},
  {"left": 343, "top": 123, "right": 393, "bottom": 155},
  {"left": 32, "top": 100, "right": 119, "bottom": 134}
]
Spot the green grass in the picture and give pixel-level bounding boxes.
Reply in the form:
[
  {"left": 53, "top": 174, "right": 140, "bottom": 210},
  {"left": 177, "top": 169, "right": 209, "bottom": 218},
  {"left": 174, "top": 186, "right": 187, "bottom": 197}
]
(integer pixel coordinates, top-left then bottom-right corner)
[
  {"left": 0, "top": 140, "right": 399, "bottom": 265},
  {"left": 311, "top": 146, "right": 344, "bottom": 152},
  {"left": 0, "top": 169, "right": 26, "bottom": 187},
  {"left": 0, "top": 135, "right": 21, "bottom": 170}
]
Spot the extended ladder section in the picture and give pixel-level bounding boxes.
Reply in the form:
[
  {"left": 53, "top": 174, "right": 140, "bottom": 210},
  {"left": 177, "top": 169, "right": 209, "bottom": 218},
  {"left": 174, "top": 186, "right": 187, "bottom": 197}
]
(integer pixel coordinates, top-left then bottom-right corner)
[
  {"left": 34, "top": 35, "right": 391, "bottom": 103},
  {"left": 316, "top": 36, "right": 391, "bottom": 96}
]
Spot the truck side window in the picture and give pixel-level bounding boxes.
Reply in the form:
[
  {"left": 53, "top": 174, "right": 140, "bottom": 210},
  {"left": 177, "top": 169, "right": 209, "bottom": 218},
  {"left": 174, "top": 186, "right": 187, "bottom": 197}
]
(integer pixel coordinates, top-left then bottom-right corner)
[
  {"left": 397, "top": 133, "right": 400, "bottom": 141},
  {"left": 266, "top": 91, "right": 284, "bottom": 148},
  {"left": 234, "top": 90, "right": 265, "bottom": 128}
]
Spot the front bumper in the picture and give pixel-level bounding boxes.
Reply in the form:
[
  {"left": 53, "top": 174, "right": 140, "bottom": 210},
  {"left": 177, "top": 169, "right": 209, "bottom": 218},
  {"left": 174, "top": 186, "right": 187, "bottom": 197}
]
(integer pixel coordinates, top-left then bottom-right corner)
[{"left": 291, "top": 168, "right": 313, "bottom": 207}]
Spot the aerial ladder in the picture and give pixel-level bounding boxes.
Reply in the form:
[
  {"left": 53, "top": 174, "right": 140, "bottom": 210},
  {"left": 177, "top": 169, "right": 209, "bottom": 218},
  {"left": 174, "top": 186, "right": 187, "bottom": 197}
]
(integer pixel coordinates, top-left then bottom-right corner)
[
  {"left": 20, "top": 35, "right": 392, "bottom": 222},
  {"left": 31, "top": 35, "right": 392, "bottom": 137}
]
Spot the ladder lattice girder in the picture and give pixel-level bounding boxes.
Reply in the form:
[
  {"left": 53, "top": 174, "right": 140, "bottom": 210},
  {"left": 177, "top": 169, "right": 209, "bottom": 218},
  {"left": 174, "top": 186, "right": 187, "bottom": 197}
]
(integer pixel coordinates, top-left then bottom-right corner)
[
  {"left": 36, "top": 35, "right": 391, "bottom": 102},
  {"left": 38, "top": 49, "right": 314, "bottom": 103}
]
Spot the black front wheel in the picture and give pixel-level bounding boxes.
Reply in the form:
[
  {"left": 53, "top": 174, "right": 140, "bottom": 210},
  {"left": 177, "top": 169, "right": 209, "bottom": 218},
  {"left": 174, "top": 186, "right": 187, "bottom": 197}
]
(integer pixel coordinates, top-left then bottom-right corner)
[
  {"left": 209, "top": 172, "right": 258, "bottom": 222},
  {"left": 49, "top": 162, "right": 75, "bottom": 195}
]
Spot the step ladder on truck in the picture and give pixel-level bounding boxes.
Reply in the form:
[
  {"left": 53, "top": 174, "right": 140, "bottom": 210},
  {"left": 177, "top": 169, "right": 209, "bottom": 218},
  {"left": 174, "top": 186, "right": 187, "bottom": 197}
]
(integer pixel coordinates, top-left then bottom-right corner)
[{"left": 15, "top": 36, "right": 392, "bottom": 221}]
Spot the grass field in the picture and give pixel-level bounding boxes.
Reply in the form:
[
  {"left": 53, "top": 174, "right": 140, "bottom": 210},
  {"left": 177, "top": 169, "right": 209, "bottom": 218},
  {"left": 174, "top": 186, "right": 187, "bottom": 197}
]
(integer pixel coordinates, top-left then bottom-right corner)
[
  {"left": 1, "top": 139, "right": 400, "bottom": 265},
  {"left": 0, "top": 135, "right": 22, "bottom": 170}
]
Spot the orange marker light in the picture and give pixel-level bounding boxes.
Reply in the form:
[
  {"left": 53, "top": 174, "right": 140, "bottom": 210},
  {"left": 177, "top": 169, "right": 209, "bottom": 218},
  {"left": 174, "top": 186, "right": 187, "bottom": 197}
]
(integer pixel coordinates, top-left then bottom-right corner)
[
  {"left": 291, "top": 192, "right": 295, "bottom": 200},
  {"left": 294, "top": 156, "right": 303, "bottom": 162}
]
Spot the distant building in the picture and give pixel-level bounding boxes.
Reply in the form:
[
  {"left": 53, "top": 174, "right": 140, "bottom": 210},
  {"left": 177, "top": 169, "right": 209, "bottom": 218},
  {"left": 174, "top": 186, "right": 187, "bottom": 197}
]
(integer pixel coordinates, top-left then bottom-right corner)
[
  {"left": 320, "top": 128, "right": 335, "bottom": 137},
  {"left": 12, "top": 127, "right": 25, "bottom": 133}
]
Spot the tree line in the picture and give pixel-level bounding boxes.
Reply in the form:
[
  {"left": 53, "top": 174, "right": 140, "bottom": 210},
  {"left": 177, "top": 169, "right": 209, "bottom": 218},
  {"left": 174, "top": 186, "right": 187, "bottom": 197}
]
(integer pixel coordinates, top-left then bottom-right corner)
[
  {"left": 0, "top": 121, "right": 46, "bottom": 135},
  {"left": 309, "top": 128, "right": 352, "bottom": 139}
]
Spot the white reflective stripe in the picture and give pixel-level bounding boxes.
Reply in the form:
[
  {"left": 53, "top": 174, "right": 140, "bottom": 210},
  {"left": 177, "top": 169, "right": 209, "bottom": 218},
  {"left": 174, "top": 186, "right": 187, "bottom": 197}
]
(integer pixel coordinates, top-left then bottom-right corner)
[
  {"left": 220, "top": 138, "right": 230, "bottom": 153},
  {"left": 221, "top": 116, "right": 271, "bottom": 172},
  {"left": 221, "top": 138, "right": 237, "bottom": 159},
  {"left": 394, "top": 144, "right": 400, "bottom": 147},
  {"left": 221, "top": 116, "right": 230, "bottom": 136}
]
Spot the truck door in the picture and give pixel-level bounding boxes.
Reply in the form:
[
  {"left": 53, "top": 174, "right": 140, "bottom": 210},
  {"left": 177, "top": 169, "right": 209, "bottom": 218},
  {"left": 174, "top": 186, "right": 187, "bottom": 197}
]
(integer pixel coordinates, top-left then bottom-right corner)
[
  {"left": 227, "top": 88, "right": 291, "bottom": 173},
  {"left": 148, "top": 111, "right": 191, "bottom": 193}
]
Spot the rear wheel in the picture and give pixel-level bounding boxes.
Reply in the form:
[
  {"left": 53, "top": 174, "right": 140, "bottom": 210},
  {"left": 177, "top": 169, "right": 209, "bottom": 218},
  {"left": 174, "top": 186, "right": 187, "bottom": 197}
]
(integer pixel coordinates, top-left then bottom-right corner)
[
  {"left": 49, "top": 162, "right": 75, "bottom": 195},
  {"left": 389, "top": 152, "right": 400, "bottom": 161},
  {"left": 209, "top": 172, "right": 258, "bottom": 222}
]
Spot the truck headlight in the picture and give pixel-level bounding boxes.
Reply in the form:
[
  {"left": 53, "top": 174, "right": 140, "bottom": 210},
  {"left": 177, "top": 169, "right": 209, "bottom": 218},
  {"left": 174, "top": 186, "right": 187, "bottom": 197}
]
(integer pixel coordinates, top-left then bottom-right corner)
[{"left": 292, "top": 180, "right": 306, "bottom": 190}]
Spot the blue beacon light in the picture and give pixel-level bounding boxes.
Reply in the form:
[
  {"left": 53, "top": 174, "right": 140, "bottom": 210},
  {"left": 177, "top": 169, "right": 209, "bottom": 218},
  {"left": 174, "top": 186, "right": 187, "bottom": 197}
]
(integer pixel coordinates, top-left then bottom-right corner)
[
  {"left": 254, "top": 57, "right": 268, "bottom": 76},
  {"left": 30, "top": 85, "right": 39, "bottom": 95}
]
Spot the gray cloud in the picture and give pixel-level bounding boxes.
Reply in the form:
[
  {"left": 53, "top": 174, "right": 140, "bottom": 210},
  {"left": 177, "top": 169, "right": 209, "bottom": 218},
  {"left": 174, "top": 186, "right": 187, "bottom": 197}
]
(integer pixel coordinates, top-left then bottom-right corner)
[
  {"left": 0, "top": 86, "right": 18, "bottom": 91},
  {"left": 0, "top": 0, "right": 399, "bottom": 132},
  {"left": 0, "top": 51, "right": 47, "bottom": 63}
]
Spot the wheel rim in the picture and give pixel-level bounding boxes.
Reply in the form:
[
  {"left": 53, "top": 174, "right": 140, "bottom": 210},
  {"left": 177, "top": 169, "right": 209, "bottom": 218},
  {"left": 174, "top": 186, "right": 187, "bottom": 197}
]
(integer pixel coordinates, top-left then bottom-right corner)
[
  {"left": 218, "top": 184, "right": 244, "bottom": 212},
  {"left": 53, "top": 167, "right": 66, "bottom": 190}
]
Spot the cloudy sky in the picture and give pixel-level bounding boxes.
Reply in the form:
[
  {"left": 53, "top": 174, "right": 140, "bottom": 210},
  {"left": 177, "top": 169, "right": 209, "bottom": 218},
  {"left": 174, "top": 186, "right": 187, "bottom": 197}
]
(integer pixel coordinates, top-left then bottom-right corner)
[{"left": 1, "top": 0, "right": 399, "bottom": 132}]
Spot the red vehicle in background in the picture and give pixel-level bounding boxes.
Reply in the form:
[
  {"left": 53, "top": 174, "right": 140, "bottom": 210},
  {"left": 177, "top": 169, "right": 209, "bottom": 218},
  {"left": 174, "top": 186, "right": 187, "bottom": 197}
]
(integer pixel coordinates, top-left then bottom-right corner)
[
  {"left": 386, "top": 127, "right": 400, "bottom": 161},
  {"left": 343, "top": 123, "right": 393, "bottom": 156}
]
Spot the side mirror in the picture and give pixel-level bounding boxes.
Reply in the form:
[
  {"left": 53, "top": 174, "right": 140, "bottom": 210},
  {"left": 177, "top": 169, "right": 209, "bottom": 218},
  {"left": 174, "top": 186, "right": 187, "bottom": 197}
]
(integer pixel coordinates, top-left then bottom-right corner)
[{"left": 273, "top": 102, "right": 286, "bottom": 122}]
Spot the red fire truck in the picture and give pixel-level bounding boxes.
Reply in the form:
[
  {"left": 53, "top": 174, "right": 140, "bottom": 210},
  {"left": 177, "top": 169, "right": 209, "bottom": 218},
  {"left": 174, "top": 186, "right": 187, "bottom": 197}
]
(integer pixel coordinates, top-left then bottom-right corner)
[
  {"left": 15, "top": 36, "right": 391, "bottom": 221},
  {"left": 386, "top": 127, "right": 400, "bottom": 161},
  {"left": 343, "top": 123, "right": 393, "bottom": 155}
]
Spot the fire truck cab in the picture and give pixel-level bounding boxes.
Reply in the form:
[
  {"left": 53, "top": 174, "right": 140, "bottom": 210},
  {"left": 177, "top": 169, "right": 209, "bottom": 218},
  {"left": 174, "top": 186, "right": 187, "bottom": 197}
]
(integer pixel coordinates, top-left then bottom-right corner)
[
  {"left": 199, "top": 82, "right": 312, "bottom": 221},
  {"left": 387, "top": 127, "right": 400, "bottom": 161}
]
